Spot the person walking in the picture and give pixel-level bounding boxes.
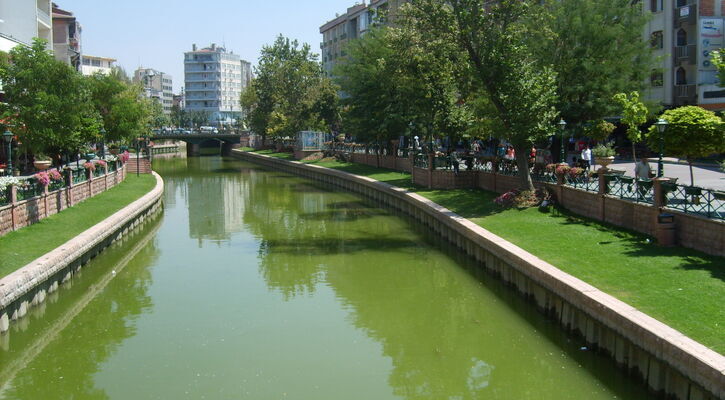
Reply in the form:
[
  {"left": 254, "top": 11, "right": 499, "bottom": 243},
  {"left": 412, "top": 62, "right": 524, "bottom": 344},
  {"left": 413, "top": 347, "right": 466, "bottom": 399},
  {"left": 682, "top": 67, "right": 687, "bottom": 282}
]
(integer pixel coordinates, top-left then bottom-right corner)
[
  {"left": 581, "top": 145, "right": 592, "bottom": 171},
  {"left": 635, "top": 157, "right": 652, "bottom": 179}
]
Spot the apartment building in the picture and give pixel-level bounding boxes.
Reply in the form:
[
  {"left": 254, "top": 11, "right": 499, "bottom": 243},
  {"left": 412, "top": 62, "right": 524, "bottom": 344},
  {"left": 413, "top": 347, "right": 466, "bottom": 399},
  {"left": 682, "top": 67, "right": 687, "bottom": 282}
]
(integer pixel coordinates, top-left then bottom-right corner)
[
  {"left": 643, "top": 0, "right": 725, "bottom": 111},
  {"left": 51, "top": 3, "right": 81, "bottom": 70},
  {"left": 183, "top": 43, "right": 251, "bottom": 125},
  {"left": 0, "top": 0, "right": 52, "bottom": 52},
  {"left": 80, "top": 55, "right": 116, "bottom": 76},
  {"left": 319, "top": 0, "right": 405, "bottom": 75},
  {"left": 134, "top": 68, "right": 174, "bottom": 114}
]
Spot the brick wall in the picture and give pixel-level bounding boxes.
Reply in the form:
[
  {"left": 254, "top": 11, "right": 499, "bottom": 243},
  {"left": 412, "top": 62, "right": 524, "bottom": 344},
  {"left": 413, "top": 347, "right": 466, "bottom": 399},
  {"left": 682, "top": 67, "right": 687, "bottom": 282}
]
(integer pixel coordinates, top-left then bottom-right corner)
[
  {"left": 700, "top": 0, "right": 714, "bottom": 16},
  {"left": 126, "top": 158, "right": 152, "bottom": 174},
  {"left": 0, "top": 165, "right": 127, "bottom": 236}
]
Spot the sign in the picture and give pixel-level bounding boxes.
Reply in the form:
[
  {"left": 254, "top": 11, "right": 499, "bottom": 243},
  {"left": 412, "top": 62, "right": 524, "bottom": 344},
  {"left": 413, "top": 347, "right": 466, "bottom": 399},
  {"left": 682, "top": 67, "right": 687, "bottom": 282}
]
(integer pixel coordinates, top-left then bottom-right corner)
[
  {"left": 700, "top": 19, "right": 724, "bottom": 71},
  {"left": 297, "top": 131, "right": 324, "bottom": 151}
]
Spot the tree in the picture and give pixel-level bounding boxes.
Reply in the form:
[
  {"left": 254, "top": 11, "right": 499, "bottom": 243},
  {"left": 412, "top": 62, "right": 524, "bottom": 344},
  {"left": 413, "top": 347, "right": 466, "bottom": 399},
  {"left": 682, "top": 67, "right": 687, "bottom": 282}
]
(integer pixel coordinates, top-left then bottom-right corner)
[
  {"left": 242, "top": 35, "right": 339, "bottom": 145},
  {"left": 188, "top": 110, "right": 210, "bottom": 129},
  {"left": 147, "top": 100, "right": 169, "bottom": 128},
  {"left": 409, "top": 0, "right": 558, "bottom": 190},
  {"left": 613, "top": 91, "right": 649, "bottom": 161},
  {"left": 170, "top": 104, "right": 187, "bottom": 128},
  {"left": 87, "top": 73, "right": 150, "bottom": 143},
  {"left": 531, "top": 0, "right": 652, "bottom": 126},
  {"left": 646, "top": 106, "right": 723, "bottom": 186},
  {"left": 335, "top": 15, "right": 473, "bottom": 148},
  {"left": 0, "top": 39, "right": 101, "bottom": 157}
]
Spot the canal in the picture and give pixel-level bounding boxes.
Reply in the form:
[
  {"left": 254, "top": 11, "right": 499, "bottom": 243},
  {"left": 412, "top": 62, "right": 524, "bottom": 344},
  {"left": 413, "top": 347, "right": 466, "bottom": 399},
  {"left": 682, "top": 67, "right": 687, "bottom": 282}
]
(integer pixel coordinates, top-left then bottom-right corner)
[{"left": 0, "top": 156, "right": 656, "bottom": 399}]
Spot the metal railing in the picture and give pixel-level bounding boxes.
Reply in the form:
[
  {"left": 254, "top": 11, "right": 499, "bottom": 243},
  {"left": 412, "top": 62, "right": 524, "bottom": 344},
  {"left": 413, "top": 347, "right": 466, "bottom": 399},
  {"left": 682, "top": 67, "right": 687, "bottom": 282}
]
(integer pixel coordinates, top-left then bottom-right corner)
[
  {"left": 0, "top": 189, "right": 8, "bottom": 207},
  {"left": 72, "top": 168, "right": 87, "bottom": 184},
  {"left": 564, "top": 174, "right": 599, "bottom": 193},
  {"left": 662, "top": 183, "right": 725, "bottom": 220},
  {"left": 15, "top": 180, "right": 43, "bottom": 201}
]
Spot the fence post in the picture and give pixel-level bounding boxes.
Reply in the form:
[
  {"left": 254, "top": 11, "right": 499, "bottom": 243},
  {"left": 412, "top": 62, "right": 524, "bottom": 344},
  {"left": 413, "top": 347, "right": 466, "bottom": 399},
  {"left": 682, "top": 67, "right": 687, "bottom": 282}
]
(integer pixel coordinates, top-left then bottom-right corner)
[
  {"left": 10, "top": 185, "right": 17, "bottom": 231},
  {"left": 43, "top": 183, "right": 49, "bottom": 219},
  {"left": 64, "top": 168, "right": 73, "bottom": 208},
  {"left": 104, "top": 165, "right": 109, "bottom": 191},
  {"left": 427, "top": 153, "right": 434, "bottom": 189}
]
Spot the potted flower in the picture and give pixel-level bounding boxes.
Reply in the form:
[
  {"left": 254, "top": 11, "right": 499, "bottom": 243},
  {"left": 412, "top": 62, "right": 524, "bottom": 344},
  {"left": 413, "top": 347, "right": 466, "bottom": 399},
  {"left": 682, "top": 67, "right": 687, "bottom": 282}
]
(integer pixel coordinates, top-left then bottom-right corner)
[
  {"left": 591, "top": 142, "right": 616, "bottom": 169},
  {"left": 33, "top": 153, "right": 52, "bottom": 171},
  {"left": 34, "top": 171, "right": 50, "bottom": 187}
]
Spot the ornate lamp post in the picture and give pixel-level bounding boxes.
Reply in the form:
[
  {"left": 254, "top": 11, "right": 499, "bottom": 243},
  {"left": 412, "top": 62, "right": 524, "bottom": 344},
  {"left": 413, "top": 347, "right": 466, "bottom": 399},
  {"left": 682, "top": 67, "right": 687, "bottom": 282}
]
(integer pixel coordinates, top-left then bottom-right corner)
[
  {"left": 2, "top": 129, "right": 13, "bottom": 176},
  {"left": 99, "top": 127, "right": 107, "bottom": 159},
  {"left": 655, "top": 118, "right": 668, "bottom": 178},
  {"left": 558, "top": 118, "right": 567, "bottom": 164}
]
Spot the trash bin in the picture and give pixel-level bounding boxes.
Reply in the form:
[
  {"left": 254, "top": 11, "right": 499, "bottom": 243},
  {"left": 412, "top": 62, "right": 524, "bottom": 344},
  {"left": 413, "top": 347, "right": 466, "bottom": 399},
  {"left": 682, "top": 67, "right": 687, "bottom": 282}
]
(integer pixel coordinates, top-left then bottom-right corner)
[{"left": 655, "top": 213, "right": 675, "bottom": 247}]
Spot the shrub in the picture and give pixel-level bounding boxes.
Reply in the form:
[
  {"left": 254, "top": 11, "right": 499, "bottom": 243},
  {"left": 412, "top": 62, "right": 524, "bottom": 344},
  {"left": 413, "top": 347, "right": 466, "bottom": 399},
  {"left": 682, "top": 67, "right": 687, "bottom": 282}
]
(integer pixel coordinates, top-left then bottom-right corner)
[
  {"left": 34, "top": 171, "right": 50, "bottom": 186},
  {"left": 592, "top": 142, "right": 616, "bottom": 157},
  {"left": 555, "top": 165, "right": 571, "bottom": 175},
  {"left": 48, "top": 169, "right": 63, "bottom": 181},
  {"left": 83, "top": 162, "right": 96, "bottom": 171}
]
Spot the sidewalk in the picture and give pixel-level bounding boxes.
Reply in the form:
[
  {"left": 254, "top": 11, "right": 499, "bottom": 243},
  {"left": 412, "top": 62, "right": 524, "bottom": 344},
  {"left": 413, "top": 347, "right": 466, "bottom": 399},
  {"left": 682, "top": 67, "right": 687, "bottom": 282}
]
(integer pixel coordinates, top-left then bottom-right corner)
[{"left": 593, "top": 159, "right": 725, "bottom": 190}]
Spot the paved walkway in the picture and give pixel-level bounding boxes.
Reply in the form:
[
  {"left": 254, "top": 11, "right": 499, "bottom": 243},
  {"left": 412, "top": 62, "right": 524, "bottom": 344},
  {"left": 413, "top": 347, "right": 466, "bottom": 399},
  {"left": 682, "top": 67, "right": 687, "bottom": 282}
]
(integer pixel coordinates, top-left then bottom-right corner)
[{"left": 592, "top": 159, "right": 724, "bottom": 191}]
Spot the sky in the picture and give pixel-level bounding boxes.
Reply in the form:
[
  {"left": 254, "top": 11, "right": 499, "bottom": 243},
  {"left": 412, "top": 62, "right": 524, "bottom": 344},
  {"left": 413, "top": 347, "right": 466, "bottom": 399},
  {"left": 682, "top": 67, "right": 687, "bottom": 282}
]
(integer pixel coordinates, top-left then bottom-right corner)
[{"left": 59, "top": 0, "right": 356, "bottom": 93}]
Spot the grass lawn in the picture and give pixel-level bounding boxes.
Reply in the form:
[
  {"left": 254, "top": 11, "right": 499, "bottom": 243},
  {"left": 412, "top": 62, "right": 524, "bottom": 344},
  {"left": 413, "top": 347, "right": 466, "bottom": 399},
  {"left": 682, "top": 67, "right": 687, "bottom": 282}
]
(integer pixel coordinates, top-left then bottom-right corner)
[
  {"left": 0, "top": 174, "right": 157, "bottom": 278},
  {"left": 247, "top": 150, "right": 725, "bottom": 353}
]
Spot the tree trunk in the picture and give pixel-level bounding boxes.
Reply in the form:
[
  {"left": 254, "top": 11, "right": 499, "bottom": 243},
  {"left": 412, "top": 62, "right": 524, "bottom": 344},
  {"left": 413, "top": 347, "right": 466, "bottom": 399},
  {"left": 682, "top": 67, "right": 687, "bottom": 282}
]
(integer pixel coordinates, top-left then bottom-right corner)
[
  {"left": 688, "top": 161, "right": 694, "bottom": 187},
  {"left": 631, "top": 142, "right": 637, "bottom": 163},
  {"left": 514, "top": 143, "right": 535, "bottom": 191}
]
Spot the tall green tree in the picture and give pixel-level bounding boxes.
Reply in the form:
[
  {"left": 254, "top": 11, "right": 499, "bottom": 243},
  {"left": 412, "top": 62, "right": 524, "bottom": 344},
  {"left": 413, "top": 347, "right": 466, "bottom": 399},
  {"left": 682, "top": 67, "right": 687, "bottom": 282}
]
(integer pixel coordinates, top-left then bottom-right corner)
[
  {"left": 335, "top": 17, "right": 472, "bottom": 147},
  {"left": 170, "top": 104, "right": 187, "bottom": 128},
  {"left": 646, "top": 106, "right": 723, "bottom": 186},
  {"left": 531, "top": 0, "right": 652, "bottom": 126},
  {"left": 410, "top": 0, "right": 558, "bottom": 190},
  {"left": 0, "top": 39, "right": 101, "bottom": 156},
  {"left": 712, "top": 50, "right": 725, "bottom": 87},
  {"left": 613, "top": 91, "right": 649, "bottom": 161},
  {"left": 87, "top": 73, "right": 150, "bottom": 143},
  {"left": 148, "top": 100, "right": 169, "bottom": 128},
  {"left": 241, "top": 35, "right": 339, "bottom": 144}
]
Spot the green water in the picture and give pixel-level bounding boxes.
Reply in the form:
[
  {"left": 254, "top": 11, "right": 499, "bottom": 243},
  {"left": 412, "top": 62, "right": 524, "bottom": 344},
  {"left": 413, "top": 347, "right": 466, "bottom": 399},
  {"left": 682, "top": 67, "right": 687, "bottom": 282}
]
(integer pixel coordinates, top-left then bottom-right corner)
[{"left": 0, "top": 156, "right": 655, "bottom": 400}]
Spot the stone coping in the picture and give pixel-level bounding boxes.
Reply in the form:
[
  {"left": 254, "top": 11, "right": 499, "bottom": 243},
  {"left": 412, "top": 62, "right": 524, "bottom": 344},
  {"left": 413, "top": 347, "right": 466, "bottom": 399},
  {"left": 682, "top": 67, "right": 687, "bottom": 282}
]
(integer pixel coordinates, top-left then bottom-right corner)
[
  {"left": 0, "top": 172, "right": 164, "bottom": 310},
  {"left": 235, "top": 150, "right": 725, "bottom": 398}
]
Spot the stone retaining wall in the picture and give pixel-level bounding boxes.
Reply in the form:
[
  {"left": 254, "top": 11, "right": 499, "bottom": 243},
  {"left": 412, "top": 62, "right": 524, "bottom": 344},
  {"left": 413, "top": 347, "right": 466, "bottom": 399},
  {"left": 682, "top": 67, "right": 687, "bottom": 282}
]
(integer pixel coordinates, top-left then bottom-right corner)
[
  {"left": 232, "top": 149, "right": 724, "bottom": 400},
  {"left": 0, "top": 166, "right": 127, "bottom": 237},
  {"left": 0, "top": 172, "right": 164, "bottom": 336}
]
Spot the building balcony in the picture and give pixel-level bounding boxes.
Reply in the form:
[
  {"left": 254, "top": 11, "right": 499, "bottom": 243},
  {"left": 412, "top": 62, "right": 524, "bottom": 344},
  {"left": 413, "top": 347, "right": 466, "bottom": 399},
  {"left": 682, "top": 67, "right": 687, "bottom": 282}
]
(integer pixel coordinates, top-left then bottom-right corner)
[
  {"left": 674, "top": 84, "right": 697, "bottom": 105},
  {"left": 37, "top": 8, "right": 51, "bottom": 27},
  {"left": 674, "top": 44, "right": 696, "bottom": 65},
  {"left": 675, "top": 3, "right": 696, "bottom": 26}
]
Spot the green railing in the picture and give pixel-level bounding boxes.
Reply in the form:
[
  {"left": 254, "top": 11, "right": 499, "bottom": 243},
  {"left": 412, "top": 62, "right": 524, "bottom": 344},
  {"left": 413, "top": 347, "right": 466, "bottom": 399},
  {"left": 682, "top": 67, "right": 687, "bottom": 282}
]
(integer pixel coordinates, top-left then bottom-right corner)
[
  {"left": 564, "top": 174, "right": 599, "bottom": 193},
  {"left": 15, "top": 179, "right": 43, "bottom": 201},
  {"left": 662, "top": 183, "right": 725, "bottom": 220},
  {"left": 0, "top": 188, "right": 8, "bottom": 207},
  {"left": 72, "top": 168, "right": 87, "bottom": 184}
]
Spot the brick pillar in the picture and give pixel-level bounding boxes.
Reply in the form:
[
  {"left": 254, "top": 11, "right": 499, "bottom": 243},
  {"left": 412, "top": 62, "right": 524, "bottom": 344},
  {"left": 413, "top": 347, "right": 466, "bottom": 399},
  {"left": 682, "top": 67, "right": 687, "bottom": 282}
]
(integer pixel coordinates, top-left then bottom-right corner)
[
  {"left": 427, "top": 153, "right": 434, "bottom": 189},
  {"left": 10, "top": 185, "right": 17, "bottom": 231},
  {"left": 87, "top": 167, "right": 94, "bottom": 197},
  {"left": 104, "top": 166, "right": 109, "bottom": 191},
  {"left": 597, "top": 168, "right": 608, "bottom": 195},
  {"left": 42, "top": 184, "right": 49, "bottom": 219},
  {"left": 64, "top": 168, "right": 74, "bottom": 208},
  {"left": 653, "top": 177, "right": 668, "bottom": 208}
]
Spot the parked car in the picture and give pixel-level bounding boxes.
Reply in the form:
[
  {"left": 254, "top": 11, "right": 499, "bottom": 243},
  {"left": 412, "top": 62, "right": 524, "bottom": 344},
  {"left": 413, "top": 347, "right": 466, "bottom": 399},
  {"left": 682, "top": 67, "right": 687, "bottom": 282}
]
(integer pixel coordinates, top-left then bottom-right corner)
[{"left": 199, "top": 126, "right": 219, "bottom": 134}]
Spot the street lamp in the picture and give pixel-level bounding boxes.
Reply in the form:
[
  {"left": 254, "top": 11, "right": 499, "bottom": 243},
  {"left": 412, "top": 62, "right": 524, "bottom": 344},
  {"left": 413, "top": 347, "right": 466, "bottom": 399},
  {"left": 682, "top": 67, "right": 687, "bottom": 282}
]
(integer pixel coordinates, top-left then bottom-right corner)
[
  {"left": 2, "top": 129, "right": 13, "bottom": 176},
  {"left": 99, "top": 127, "right": 107, "bottom": 159},
  {"left": 655, "top": 118, "right": 668, "bottom": 178},
  {"left": 558, "top": 118, "right": 567, "bottom": 164}
]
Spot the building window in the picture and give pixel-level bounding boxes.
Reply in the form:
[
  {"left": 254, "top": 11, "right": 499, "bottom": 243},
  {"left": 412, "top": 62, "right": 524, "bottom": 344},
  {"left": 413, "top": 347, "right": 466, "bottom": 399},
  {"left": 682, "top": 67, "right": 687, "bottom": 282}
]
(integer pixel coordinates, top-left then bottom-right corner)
[
  {"left": 675, "top": 67, "right": 687, "bottom": 85},
  {"left": 650, "top": 0, "right": 663, "bottom": 12},
  {"left": 650, "top": 31, "right": 663, "bottom": 49},
  {"left": 650, "top": 70, "right": 664, "bottom": 87},
  {"left": 91, "top": 59, "right": 101, "bottom": 67},
  {"left": 676, "top": 29, "right": 688, "bottom": 46},
  {"left": 675, "top": 0, "right": 688, "bottom": 7}
]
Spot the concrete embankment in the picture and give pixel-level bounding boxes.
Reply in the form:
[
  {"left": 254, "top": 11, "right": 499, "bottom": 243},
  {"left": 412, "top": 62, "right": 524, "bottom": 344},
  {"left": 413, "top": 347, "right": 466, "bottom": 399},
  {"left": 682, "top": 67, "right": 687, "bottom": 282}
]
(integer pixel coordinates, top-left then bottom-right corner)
[
  {"left": 0, "top": 172, "right": 164, "bottom": 335},
  {"left": 232, "top": 150, "right": 725, "bottom": 400}
]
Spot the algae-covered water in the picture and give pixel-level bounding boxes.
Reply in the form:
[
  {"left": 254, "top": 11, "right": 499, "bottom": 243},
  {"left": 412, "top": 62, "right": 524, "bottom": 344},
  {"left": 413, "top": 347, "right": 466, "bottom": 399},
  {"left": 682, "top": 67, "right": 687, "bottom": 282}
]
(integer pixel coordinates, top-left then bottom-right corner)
[{"left": 0, "top": 156, "right": 654, "bottom": 399}]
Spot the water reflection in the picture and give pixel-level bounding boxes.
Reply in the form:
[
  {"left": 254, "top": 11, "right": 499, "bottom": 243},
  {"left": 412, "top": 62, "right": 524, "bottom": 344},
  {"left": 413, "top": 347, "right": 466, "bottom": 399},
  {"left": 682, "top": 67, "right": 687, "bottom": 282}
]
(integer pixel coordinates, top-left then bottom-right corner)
[{"left": 0, "top": 216, "right": 161, "bottom": 399}]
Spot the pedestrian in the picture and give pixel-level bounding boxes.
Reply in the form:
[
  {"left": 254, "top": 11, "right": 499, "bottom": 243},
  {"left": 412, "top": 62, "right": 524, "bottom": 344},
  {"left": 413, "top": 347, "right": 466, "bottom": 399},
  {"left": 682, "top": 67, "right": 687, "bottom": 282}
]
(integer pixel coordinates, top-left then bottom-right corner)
[
  {"left": 450, "top": 150, "right": 460, "bottom": 175},
  {"left": 581, "top": 145, "right": 592, "bottom": 171},
  {"left": 635, "top": 157, "right": 652, "bottom": 180}
]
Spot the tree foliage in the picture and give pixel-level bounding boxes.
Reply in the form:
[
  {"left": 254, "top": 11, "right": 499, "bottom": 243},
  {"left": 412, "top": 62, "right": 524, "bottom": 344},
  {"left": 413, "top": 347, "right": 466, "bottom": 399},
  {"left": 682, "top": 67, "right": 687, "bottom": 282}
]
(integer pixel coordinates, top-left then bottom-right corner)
[
  {"left": 531, "top": 0, "right": 652, "bottom": 126},
  {"left": 0, "top": 39, "right": 102, "bottom": 154},
  {"left": 646, "top": 106, "right": 723, "bottom": 185},
  {"left": 87, "top": 73, "right": 150, "bottom": 142},
  {"left": 336, "top": 9, "right": 473, "bottom": 146},
  {"left": 613, "top": 91, "right": 649, "bottom": 161},
  {"left": 242, "top": 35, "right": 339, "bottom": 144},
  {"left": 712, "top": 50, "right": 725, "bottom": 87},
  {"left": 409, "top": 0, "right": 558, "bottom": 190}
]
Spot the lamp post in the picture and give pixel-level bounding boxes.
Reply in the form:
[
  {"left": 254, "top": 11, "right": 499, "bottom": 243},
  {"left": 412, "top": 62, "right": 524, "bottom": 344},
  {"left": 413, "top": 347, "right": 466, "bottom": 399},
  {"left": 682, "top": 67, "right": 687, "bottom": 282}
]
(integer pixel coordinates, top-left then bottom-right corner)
[
  {"left": 99, "top": 127, "right": 106, "bottom": 159},
  {"left": 2, "top": 129, "right": 13, "bottom": 176},
  {"left": 655, "top": 118, "right": 668, "bottom": 178},
  {"left": 558, "top": 119, "right": 567, "bottom": 164}
]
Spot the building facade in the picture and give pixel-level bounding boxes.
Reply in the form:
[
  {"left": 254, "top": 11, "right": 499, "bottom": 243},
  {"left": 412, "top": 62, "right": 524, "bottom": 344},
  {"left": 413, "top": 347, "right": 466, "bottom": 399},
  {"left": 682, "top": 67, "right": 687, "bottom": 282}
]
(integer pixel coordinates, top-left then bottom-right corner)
[
  {"left": 184, "top": 43, "right": 251, "bottom": 125},
  {"left": 134, "top": 67, "right": 174, "bottom": 115},
  {"left": 80, "top": 55, "right": 116, "bottom": 76},
  {"left": 51, "top": 3, "right": 81, "bottom": 70},
  {"left": 0, "top": 0, "right": 52, "bottom": 52},
  {"left": 643, "top": 0, "right": 725, "bottom": 111},
  {"left": 319, "top": 0, "right": 404, "bottom": 76}
]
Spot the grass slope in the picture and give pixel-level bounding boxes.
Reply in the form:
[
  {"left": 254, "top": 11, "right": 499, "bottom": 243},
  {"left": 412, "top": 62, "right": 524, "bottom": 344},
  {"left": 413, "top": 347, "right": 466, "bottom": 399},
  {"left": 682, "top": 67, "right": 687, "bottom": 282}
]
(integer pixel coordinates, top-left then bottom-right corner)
[
  {"left": 0, "top": 174, "right": 157, "bottom": 278},
  {"left": 249, "top": 151, "right": 725, "bottom": 353}
]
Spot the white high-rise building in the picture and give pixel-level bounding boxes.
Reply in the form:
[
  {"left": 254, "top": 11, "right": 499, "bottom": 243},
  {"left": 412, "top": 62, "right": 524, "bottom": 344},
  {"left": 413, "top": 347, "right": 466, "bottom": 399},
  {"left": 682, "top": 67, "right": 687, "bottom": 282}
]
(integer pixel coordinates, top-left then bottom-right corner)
[
  {"left": 184, "top": 43, "right": 251, "bottom": 126},
  {"left": 0, "top": 0, "right": 53, "bottom": 52}
]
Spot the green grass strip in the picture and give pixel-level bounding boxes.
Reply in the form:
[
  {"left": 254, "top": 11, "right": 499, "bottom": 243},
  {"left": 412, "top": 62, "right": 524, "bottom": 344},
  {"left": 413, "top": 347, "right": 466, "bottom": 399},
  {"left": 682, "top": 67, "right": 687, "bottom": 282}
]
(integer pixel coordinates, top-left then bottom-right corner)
[
  {"left": 250, "top": 151, "right": 725, "bottom": 353},
  {"left": 0, "top": 174, "right": 157, "bottom": 278}
]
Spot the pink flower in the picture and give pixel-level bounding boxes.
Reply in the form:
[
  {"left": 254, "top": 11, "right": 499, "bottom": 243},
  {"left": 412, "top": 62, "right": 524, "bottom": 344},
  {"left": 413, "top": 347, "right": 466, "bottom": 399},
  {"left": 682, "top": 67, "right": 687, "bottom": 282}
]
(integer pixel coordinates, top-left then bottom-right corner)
[
  {"left": 34, "top": 171, "right": 50, "bottom": 186},
  {"left": 83, "top": 162, "right": 96, "bottom": 171},
  {"left": 48, "top": 169, "right": 63, "bottom": 181}
]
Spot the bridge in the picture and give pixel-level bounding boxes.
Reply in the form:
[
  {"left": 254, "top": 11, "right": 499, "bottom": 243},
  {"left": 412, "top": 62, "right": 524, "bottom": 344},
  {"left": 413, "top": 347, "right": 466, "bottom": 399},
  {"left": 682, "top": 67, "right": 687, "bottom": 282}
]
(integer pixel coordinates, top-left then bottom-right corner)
[{"left": 149, "top": 132, "right": 249, "bottom": 156}]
